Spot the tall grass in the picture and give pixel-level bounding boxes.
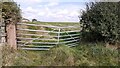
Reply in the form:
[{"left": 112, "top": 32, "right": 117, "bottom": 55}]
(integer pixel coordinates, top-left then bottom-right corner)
[{"left": 2, "top": 43, "right": 118, "bottom": 66}]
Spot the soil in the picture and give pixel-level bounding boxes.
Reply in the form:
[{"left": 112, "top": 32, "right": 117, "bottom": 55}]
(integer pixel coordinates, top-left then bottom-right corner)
[{"left": 106, "top": 42, "right": 120, "bottom": 50}]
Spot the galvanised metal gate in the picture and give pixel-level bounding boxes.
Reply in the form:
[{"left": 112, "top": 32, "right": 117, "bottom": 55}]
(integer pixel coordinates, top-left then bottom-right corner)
[{"left": 16, "top": 23, "right": 80, "bottom": 50}]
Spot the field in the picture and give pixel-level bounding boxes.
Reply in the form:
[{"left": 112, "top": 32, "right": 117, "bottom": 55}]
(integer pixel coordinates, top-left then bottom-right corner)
[
  {"left": 27, "top": 22, "right": 80, "bottom": 31},
  {"left": 29, "top": 22, "right": 80, "bottom": 27}
]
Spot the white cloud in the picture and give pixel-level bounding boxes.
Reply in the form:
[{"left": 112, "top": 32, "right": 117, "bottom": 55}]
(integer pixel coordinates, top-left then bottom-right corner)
[
  {"left": 46, "top": 2, "right": 59, "bottom": 7},
  {"left": 15, "top": 0, "right": 85, "bottom": 22},
  {"left": 20, "top": 0, "right": 42, "bottom": 3},
  {"left": 15, "top": 0, "right": 42, "bottom": 5},
  {"left": 56, "top": 9, "right": 69, "bottom": 15},
  {"left": 69, "top": 11, "right": 79, "bottom": 17},
  {"left": 24, "top": 7, "right": 37, "bottom": 13},
  {"left": 22, "top": 6, "right": 80, "bottom": 22},
  {"left": 38, "top": 12, "right": 45, "bottom": 16}
]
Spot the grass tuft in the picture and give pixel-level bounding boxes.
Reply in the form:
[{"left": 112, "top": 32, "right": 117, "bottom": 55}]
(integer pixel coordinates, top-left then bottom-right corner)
[{"left": 2, "top": 43, "right": 119, "bottom": 66}]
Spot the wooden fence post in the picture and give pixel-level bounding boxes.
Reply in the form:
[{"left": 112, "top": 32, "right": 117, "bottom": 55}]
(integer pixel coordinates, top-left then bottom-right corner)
[{"left": 6, "top": 22, "right": 17, "bottom": 49}]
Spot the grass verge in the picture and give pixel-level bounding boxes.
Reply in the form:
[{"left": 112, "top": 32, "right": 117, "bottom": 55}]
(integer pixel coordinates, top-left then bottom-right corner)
[{"left": 2, "top": 43, "right": 119, "bottom": 66}]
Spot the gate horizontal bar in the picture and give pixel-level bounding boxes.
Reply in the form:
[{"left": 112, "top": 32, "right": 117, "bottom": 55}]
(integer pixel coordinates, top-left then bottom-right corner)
[
  {"left": 17, "top": 41, "right": 58, "bottom": 44},
  {"left": 17, "top": 28, "right": 58, "bottom": 33},
  {"left": 59, "top": 34, "right": 80, "bottom": 37},
  {"left": 60, "top": 37, "right": 80, "bottom": 40},
  {"left": 17, "top": 33, "right": 57, "bottom": 37},
  {"left": 17, "top": 28, "right": 80, "bottom": 33},
  {"left": 18, "top": 44, "right": 54, "bottom": 48},
  {"left": 16, "top": 37, "right": 57, "bottom": 41},
  {"left": 60, "top": 39, "right": 79, "bottom": 44},
  {"left": 20, "top": 47, "right": 50, "bottom": 50},
  {"left": 59, "top": 30, "right": 80, "bottom": 33}
]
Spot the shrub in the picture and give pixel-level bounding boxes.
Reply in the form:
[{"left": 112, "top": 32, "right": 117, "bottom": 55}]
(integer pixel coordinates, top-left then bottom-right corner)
[{"left": 79, "top": 2, "right": 120, "bottom": 43}]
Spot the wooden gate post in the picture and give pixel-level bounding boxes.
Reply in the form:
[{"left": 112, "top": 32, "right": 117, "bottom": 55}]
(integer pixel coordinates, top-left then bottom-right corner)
[{"left": 6, "top": 22, "right": 17, "bottom": 49}]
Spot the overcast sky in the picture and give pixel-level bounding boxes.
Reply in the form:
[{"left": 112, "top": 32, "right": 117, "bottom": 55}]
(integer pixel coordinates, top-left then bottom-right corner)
[{"left": 13, "top": 0, "right": 92, "bottom": 22}]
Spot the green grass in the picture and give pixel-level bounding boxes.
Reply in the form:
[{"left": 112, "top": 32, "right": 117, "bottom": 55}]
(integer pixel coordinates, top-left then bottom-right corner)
[
  {"left": 2, "top": 43, "right": 119, "bottom": 66},
  {"left": 29, "top": 22, "right": 80, "bottom": 27},
  {"left": 28, "top": 22, "right": 80, "bottom": 30}
]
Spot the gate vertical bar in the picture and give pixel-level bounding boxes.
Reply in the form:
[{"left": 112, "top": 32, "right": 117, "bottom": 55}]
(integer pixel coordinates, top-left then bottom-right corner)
[{"left": 57, "top": 28, "right": 61, "bottom": 44}]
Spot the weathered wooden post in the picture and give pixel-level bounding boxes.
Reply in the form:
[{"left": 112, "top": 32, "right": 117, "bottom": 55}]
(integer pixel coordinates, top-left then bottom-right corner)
[{"left": 6, "top": 21, "right": 17, "bottom": 49}]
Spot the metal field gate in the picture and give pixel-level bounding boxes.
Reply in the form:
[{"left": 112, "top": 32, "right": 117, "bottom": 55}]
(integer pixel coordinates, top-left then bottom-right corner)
[{"left": 16, "top": 23, "right": 80, "bottom": 50}]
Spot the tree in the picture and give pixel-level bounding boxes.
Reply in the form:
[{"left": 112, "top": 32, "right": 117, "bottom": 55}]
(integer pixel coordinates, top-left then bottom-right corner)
[
  {"left": 79, "top": 2, "right": 119, "bottom": 44},
  {"left": 2, "top": 0, "right": 21, "bottom": 23},
  {"left": 32, "top": 19, "right": 37, "bottom": 22}
]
